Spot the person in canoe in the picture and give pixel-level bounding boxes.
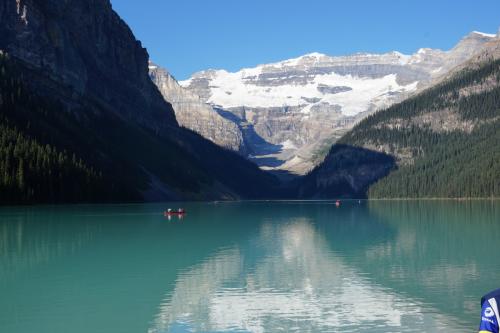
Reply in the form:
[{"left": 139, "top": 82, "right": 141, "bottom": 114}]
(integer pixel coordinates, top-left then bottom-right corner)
[{"left": 164, "top": 208, "right": 186, "bottom": 216}]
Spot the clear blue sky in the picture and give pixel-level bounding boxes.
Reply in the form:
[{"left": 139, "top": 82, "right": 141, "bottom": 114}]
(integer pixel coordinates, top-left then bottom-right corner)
[{"left": 111, "top": 0, "right": 500, "bottom": 80}]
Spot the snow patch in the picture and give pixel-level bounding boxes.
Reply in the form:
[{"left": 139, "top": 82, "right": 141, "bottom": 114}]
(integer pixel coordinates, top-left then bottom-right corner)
[
  {"left": 281, "top": 140, "right": 298, "bottom": 150},
  {"left": 303, "top": 52, "right": 327, "bottom": 59},
  {"left": 431, "top": 66, "right": 443, "bottom": 74},
  {"left": 472, "top": 31, "right": 496, "bottom": 38},
  {"left": 178, "top": 79, "right": 190, "bottom": 87},
  {"left": 204, "top": 67, "right": 418, "bottom": 117}
]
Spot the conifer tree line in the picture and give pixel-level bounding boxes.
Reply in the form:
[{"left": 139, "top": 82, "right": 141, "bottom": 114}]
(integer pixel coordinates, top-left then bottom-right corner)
[
  {"left": 337, "top": 58, "right": 500, "bottom": 198},
  {"left": 0, "top": 123, "right": 103, "bottom": 203},
  {"left": 0, "top": 53, "right": 199, "bottom": 204},
  {"left": 0, "top": 53, "right": 111, "bottom": 203},
  {"left": 0, "top": 53, "right": 278, "bottom": 204},
  {"left": 2, "top": 52, "right": 499, "bottom": 203}
]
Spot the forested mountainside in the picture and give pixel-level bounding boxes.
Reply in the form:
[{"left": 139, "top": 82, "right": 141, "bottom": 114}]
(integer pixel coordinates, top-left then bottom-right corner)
[
  {"left": 0, "top": 54, "right": 279, "bottom": 203},
  {"left": 299, "top": 55, "right": 500, "bottom": 199},
  {"left": 0, "top": 0, "right": 278, "bottom": 204}
]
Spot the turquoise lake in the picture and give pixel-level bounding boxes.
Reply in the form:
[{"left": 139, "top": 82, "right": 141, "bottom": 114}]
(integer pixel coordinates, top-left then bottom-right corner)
[{"left": 0, "top": 201, "right": 499, "bottom": 332}]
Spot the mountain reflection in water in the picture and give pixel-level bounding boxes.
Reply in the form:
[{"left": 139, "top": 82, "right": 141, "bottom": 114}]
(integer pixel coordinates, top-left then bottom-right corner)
[
  {"left": 150, "top": 201, "right": 499, "bottom": 332},
  {"left": 0, "top": 201, "right": 498, "bottom": 333}
]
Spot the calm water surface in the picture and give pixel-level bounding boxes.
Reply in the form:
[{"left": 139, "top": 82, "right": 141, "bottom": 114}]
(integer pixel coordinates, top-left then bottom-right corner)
[{"left": 0, "top": 201, "right": 499, "bottom": 332}]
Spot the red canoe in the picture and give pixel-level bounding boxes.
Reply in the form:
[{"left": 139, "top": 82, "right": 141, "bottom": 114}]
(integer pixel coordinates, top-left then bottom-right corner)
[{"left": 164, "top": 210, "right": 186, "bottom": 216}]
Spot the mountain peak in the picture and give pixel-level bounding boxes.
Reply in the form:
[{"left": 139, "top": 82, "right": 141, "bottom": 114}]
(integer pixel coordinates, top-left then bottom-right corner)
[
  {"left": 179, "top": 29, "right": 494, "bottom": 175},
  {"left": 469, "top": 31, "right": 496, "bottom": 39},
  {"left": 302, "top": 52, "right": 327, "bottom": 58},
  {"left": 277, "top": 52, "right": 328, "bottom": 67}
]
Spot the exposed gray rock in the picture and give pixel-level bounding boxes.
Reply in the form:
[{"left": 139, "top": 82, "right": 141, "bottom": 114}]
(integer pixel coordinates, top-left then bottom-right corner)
[
  {"left": 149, "top": 63, "right": 245, "bottom": 152},
  {"left": 301, "top": 96, "right": 321, "bottom": 103},
  {"left": 317, "top": 85, "right": 352, "bottom": 94},
  {"left": 180, "top": 31, "right": 497, "bottom": 175}
]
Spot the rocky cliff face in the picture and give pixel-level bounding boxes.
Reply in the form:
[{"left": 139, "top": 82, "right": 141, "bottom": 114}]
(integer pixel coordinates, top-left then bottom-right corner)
[
  {"left": 0, "top": 0, "right": 280, "bottom": 202},
  {"left": 0, "top": 0, "right": 177, "bottom": 130},
  {"left": 180, "top": 31, "right": 497, "bottom": 175},
  {"left": 149, "top": 63, "right": 245, "bottom": 152}
]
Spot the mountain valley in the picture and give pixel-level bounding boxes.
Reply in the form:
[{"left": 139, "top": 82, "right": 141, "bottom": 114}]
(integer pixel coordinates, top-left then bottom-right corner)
[
  {"left": 0, "top": 0, "right": 498, "bottom": 203},
  {"left": 173, "top": 31, "right": 498, "bottom": 175}
]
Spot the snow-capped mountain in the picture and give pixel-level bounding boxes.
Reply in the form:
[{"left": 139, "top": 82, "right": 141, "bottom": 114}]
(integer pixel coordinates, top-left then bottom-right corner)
[{"left": 179, "top": 30, "right": 497, "bottom": 175}]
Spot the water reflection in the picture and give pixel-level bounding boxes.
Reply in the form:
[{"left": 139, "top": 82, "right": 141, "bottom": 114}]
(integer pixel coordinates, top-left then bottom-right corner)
[
  {"left": 0, "top": 201, "right": 498, "bottom": 333},
  {"left": 362, "top": 201, "right": 500, "bottom": 323},
  {"left": 0, "top": 207, "right": 96, "bottom": 281},
  {"left": 151, "top": 208, "right": 469, "bottom": 332}
]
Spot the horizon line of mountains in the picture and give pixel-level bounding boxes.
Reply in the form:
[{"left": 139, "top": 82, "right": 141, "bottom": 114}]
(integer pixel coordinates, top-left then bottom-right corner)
[{"left": 0, "top": 0, "right": 498, "bottom": 204}]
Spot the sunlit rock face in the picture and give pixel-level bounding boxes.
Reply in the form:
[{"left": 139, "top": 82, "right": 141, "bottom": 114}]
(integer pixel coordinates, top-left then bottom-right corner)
[
  {"left": 149, "top": 63, "right": 245, "bottom": 152},
  {"left": 180, "top": 31, "right": 495, "bottom": 175}
]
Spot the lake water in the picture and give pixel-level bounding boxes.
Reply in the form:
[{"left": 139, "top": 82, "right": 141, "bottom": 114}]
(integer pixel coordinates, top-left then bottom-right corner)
[{"left": 0, "top": 201, "right": 499, "bottom": 332}]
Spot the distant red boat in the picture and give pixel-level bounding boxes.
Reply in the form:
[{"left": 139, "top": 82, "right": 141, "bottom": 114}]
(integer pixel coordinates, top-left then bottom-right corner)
[{"left": 164, "top": 209, "right": 186, "bottom": 216}]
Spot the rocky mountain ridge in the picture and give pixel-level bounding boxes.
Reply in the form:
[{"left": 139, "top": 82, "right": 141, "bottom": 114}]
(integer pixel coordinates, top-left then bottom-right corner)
[
  {"left": 180, "top": 30, "right": 497, "bottom": 175},
  {"left": 0, "top": 0, "right": 279, "bottom": 203},
  {"left": 298, "top": 37, "right": 500, "bottom": 198},
  {"left": 149, "top": 63, "right": 245, "bottom": 152},
  {"left": 0, "top": 0, "right": 177, "bottom": 130}
]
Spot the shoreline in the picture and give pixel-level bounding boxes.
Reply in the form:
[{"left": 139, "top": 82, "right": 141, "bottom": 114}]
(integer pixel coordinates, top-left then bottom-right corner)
[{"left": 0, "top": 197, "right": 499, "bottom": 209}]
